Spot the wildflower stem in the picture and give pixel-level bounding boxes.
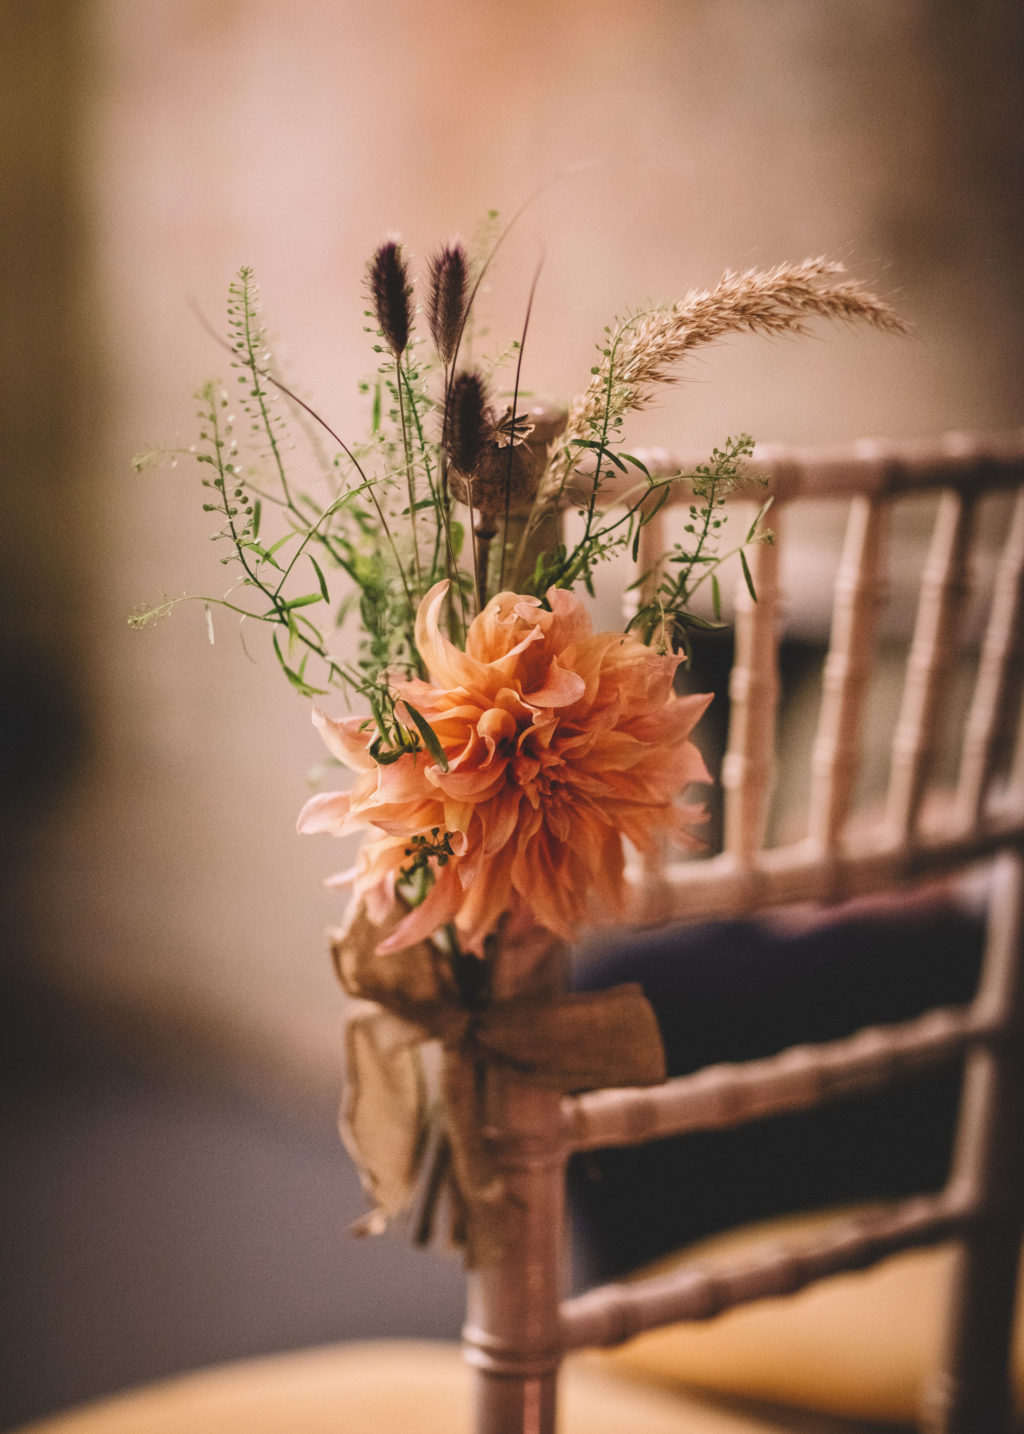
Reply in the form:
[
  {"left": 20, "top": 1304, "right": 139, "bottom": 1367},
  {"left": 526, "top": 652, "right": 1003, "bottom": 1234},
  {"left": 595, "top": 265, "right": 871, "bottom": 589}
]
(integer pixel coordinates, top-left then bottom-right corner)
[
  {"left": 193, "top": 296, "right": 415, "bottom": 617},
  {"left": 498, "top": 253, "right": 541, "bottom": 593},
  {"left": 475, "top": 534, "right": 491, "bottom": 612},
  {"left": 239, "top": 270, "right": 293, "bottom": 509},
  {"left": 395, "top": 353, "right": 422, "bottom": 591},
  {"left": 437, "top": 444, "right": 467, "bottom": 645},
  {"left": 398, "top": 362, "right": 463, "bottom": 635}
]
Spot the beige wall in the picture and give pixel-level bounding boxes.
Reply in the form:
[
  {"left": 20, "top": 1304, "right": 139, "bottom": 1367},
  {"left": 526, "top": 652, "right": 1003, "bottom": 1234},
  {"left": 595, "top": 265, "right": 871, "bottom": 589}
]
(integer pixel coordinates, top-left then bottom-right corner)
[{"left": 6, "top": 0, "right": 1023, "bottom": 1097}]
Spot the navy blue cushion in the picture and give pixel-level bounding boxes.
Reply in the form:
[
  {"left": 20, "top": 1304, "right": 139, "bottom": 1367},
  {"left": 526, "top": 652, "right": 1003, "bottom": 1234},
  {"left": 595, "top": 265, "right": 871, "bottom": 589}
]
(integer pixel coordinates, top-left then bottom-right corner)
[{"left": 569, "top": 898, "right": 984, "bottom": 1280}]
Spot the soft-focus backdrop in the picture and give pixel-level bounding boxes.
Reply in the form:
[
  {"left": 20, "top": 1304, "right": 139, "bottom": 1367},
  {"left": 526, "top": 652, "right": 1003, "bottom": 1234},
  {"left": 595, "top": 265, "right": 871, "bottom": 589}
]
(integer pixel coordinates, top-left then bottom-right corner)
[
  {"left": 2, "top": 1, "right": 1022, "bottom": 1427},
  {"left": 8, "top": 0, "right": 1024, "bottom": 1095}
]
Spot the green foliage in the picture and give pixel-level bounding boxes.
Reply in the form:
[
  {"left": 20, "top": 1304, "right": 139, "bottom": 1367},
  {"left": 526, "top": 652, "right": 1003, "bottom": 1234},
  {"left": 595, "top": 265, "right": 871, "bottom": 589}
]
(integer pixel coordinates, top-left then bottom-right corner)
[
  {"left": 134, "top": 241, "right": 773, "bottom": 751},
  {"left": 627, "top": 435, "right": 773, "bottom": 652}
]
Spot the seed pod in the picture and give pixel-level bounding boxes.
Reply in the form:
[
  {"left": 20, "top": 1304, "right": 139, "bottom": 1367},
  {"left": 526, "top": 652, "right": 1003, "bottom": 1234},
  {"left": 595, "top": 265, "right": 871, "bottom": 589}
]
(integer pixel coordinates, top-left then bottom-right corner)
[
  {"left": 521, "top": 400, "right": 568, "bottom": 464},
  {"left": 444, "top": 370, "right": 490, "bottom": 475},
  {"left": 426, "top": 242, "right": 469, "bottom": 366},
  {"left": 367, "top": 240, "right": 411, "bottom": 357},
  {"left": 449, "top": 441, "right": 539, "bottom": 539}
]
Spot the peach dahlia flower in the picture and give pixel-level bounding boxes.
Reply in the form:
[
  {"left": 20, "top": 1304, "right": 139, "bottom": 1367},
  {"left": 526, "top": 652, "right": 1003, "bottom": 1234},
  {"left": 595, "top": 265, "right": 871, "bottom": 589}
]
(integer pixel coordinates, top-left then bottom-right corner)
[{"left": 298, "top": 581, "right": 711, "bottom": 955}]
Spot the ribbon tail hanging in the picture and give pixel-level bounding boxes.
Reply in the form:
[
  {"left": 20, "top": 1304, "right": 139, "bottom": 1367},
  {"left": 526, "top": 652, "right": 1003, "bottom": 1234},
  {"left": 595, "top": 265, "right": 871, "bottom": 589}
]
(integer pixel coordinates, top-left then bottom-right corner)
[{"left": 341, "top": 998, "right": 431, "bottom": 1232}]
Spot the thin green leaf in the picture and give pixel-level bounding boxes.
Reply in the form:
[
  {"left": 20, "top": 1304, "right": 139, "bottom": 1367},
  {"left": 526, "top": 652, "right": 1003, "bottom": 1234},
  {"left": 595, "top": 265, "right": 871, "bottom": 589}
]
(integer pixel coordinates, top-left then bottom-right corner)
[
  {"left": 573, "top": 439, "right": 627, "bottom": 471},
  {"left": 241, "top": 541, "right": 284, "bottom": 571},
  {"left": 272, "top": 631, "right": 325, "bottom": 696},
  {"left": 636, "top": 487, "right": 671, "bottom": 534},
  {"left": 618, "top": 452, "right": 651, "bottom": 477},
  {"left": 739, "top": 547, "right": 758, "bottom": 603},
  {"left": 746, "top": 495, "right": 774, "bottom": 542},
  {"left": 282, "top": 592, "right": 324, "bottom": 611},
  {"left": 711, "top": 572, "right": 722, "bottom": 620},
  {"left": 403, "top": 700, "right": 450, "bottom": 772},
  {"left": 309, "top": 555, "right": 330, "bottom": 602},
  {"left": 631, "top": 522, "right": 643, "bottom": 563},
  {"left": 369, "top": 736, "right": 404, "bottom": 766},
  {"left": 677, "top": 611, "right": 729, "bottom": 632}
]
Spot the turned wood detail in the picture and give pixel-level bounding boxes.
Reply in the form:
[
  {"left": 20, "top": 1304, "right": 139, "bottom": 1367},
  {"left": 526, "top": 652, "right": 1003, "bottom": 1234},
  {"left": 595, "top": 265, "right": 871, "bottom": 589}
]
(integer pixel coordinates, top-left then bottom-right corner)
[
  {"left": 464, "top": 943, "right": 568, "bottom": 1434},
  {"left": 603, "top": 430, "right": 1024, "bottom": 503},
  {"left": 722, "top": 494, "right": 784, "bottom": 865},
  {"left": 560, "top": 1191, "right": 973, "bottom": 1352},
  {"left": 886, "top": 488, "right": 978, "bottom": 842},
  {"left": 625, "top": 816, "right": 1024, "bottom": 922},
  {"left": 955, "top": 488, "right": 1024, "bottom": 831},
  {"left": 563, "top": 1001, "right": 997, "bottom": 1152},
  {"left": 807, "top": 492, "right": 888, "bottom": 849}
]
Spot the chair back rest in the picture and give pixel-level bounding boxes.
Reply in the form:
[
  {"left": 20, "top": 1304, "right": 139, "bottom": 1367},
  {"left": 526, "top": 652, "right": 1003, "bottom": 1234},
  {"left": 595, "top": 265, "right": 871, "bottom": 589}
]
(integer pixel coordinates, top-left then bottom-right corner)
[{"left": 466, "top": 431, "right": 1024, "bottom": 1434}]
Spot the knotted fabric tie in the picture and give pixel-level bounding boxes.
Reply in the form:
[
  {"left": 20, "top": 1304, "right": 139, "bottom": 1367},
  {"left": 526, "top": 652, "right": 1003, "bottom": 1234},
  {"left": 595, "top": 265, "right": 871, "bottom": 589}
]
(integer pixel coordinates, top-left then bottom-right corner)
[{"left": 332, "top": 899, "right": 667, "bottom": 1265}]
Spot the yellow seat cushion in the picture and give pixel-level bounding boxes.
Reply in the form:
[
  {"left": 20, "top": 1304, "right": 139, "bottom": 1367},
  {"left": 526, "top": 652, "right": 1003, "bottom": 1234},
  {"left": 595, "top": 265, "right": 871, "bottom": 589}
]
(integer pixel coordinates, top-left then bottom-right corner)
[
  {"left": 597, "top": 1206, "right": 1024, "bottom": 1427},
  {"left": 10, "top": 1337, "right": 877, "bottom": 1434}
]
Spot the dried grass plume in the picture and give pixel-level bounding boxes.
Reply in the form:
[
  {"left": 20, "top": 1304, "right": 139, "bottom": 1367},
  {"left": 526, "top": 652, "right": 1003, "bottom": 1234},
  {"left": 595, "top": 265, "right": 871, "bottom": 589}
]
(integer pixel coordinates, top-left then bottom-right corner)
[{"left": 546, "top": 258, "right": 906, "bottom": 497}]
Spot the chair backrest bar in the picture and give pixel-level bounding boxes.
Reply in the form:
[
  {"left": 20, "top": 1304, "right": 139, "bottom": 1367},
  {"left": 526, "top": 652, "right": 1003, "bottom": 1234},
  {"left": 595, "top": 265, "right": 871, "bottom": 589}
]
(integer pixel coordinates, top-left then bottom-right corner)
[
  {"left": 955, "top": 488, "right": 1024, "bottom": 832},
  {"left": 563, "top": 1000, "right": 993, "bottom": 1152},
  {"left": 560, "top": 1188, "right": 971, "bottom": 1353},
  {"left": 886, "top": 488, "right": 979, "bottom": 843},
  {"left": 722, "top": 499, "right": 783, "bottom": 864},
  {"left": 807, "top": 491, "right": 887, "bottom": 850}
]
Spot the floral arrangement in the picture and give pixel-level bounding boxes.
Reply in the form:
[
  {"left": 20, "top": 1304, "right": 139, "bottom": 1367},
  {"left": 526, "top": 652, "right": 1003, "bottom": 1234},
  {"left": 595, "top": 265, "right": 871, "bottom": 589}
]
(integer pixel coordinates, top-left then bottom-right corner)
[{"left": 136, "top": 224, "right": 903, "bottom": 1253}]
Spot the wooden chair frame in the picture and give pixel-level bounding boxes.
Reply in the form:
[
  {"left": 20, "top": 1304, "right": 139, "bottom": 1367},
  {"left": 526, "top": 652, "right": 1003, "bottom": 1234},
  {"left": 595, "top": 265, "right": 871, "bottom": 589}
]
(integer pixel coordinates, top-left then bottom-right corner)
[{"left": 464, "top": 432, "right": 1024, "bottom": 1434}]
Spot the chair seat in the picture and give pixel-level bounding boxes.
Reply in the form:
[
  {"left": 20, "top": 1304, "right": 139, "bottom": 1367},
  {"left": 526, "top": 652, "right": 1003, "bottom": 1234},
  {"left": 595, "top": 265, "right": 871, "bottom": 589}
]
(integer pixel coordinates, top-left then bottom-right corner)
[
  {"left": 14, "top": 1339, "right": 888, "bottom": 1434},
  {"left": 596, "top": 1207, "right": 1024, "bottom": 1430}
]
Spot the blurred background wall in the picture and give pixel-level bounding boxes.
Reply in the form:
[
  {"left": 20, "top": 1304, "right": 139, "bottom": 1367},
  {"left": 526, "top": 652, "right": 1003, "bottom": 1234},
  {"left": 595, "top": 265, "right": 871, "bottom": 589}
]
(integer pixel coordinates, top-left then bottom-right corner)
[{"left": 2, "top": 0, "right": 1022, "bottom": 1426}]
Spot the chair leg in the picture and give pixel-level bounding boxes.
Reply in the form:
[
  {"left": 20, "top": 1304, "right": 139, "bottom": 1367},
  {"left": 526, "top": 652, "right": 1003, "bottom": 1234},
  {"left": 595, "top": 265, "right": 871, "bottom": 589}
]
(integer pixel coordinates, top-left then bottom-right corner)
[
  {"left": 470, "top": 1367, "right": 559, "bottom": 1434},
  {"left": 922, "top": 852, "right": 1024, "bottom": 1434},
  {"left": 464, "top": 1079, "right": 566, "bottom": 1434}
]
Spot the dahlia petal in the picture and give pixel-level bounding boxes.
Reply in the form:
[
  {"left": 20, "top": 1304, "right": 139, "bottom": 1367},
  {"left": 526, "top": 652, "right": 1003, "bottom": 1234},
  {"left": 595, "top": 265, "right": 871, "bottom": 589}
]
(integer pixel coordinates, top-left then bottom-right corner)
[
  {"left": 543, "top": 585, "right": 594, "bottom": 648},
  {"left": 435, "top": 766, "right": 508, "bottom": 802},
  {"left": 480, "top": 785, "right": 524, "bottom": 855},
  {"left": 311, "top": 707, "right": 377, "bottom": 771},
  {"left": 455, "top": 844, "right": 516, "bottom": 949},
  {"left": 441, "top": 800, "right": 474, "bottom": 837},
  {"left": 443, "top": 729, "right": 485, "bottom": 772},
  {"left": 510, "top": 829, "right": 577, "bottom": 940},
  {"left": 375, "top": 863, "right": 463, "bottom": 954},
  {"left": 522, "top": 658, "right": 587, "bottom": 709},
  {"left": 296, "top": 789, "right": 352, "bottom": 835},
  {"left": 466, "top": 591, "right": 542, "bottom": 663},
  {"left": 546, "top": 801, "right": 572, "bottom": 842},
  {"left": 324, "top": 866, "right": 357, "bottom": 888},
  {"left": 667, "top": 800, "right": 710, "bottom": 845},
  {"left": 415, "top": 581, "right": 493, "bottom": 692}
]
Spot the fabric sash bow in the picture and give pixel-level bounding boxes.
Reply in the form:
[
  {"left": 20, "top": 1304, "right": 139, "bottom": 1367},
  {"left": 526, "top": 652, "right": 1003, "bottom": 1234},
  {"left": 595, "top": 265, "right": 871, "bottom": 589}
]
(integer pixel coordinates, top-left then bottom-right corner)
[{"left": 332, "top": 900, "right": 667, "bottom": 1265}]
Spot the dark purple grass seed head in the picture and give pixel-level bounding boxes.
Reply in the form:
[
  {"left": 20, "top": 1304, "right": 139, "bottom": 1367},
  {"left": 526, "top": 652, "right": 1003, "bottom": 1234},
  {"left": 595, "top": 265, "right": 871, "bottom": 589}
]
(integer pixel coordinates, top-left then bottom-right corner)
[
  {"left": 444, "top": 369, "right": 491, "bottom": 476},
  {"left": 367, "top": 239, "right": 411, "bottom": 357},
  {"left": 426, "top": 241, "right": 469, "bottom": 366}
]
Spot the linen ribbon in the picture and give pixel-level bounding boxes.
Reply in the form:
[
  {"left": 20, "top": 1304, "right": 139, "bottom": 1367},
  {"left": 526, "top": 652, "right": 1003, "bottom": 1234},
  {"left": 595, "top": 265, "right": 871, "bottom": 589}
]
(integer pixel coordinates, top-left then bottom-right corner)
[{"left": 332, "top": 899, "right": 667, "bottom": 1265}]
